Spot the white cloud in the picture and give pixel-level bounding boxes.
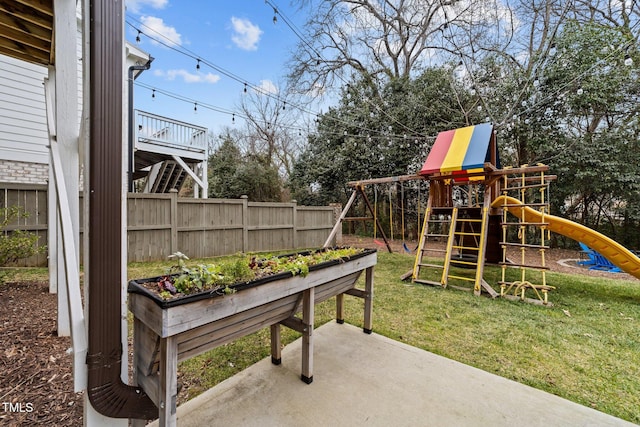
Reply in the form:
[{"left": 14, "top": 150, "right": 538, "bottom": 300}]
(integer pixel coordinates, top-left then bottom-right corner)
[
  {"left": 140, "top": 15, "right": 182, "bottom": 47},
  {"left": 154, "top": 69, "right": 221, "bottom": 84},
  {"left": 256, "top": 79, "right": 278, "bottom": 95},
  {"left": 126, "top": 0, "right": 168, "bottom": 14},
  {"left": 230, "top": 17, "right": 263, "bottom": 51}
]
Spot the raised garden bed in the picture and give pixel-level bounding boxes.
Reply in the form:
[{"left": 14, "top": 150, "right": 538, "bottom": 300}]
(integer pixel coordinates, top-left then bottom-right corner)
[{"left": 128, "top": 248, "right": 377, "bottom": 426}]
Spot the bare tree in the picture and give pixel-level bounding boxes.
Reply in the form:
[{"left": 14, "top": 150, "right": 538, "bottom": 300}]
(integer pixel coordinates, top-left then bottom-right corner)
[
  {"left": 236, "top": 83, "right": 306, "bottom": 178},
  {"left": 288, "top": 0, "right": 482, "bottom": 99}
]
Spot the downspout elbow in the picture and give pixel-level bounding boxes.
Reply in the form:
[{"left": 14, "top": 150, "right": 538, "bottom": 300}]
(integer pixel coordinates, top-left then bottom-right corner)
[{"left": 87, "top": 351, "right": 158, "bottom": 419}]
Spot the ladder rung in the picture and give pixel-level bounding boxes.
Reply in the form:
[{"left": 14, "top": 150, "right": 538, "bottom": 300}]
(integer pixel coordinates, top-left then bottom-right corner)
[
  {"left": 418, "top": 262, "right": 445, "bottom": 268},
  {"left": 500, "top": 242, "right": 549, "bottom": 249},
  {"left": 500, "top": 222, "right": 549, "bottom": 226},
  {"left": 499, "top": 262, "right": 550, "bottom": 270},
  {"left": 447, "top": 275, "right": 476, "bottom": 282},
  {"left": 502, "top": 183, "right": 549, "bottom": 191},
  {"left": 426, "top": 233, "right": 449, "bottom": 237},
  {"left": 452, "top": 246, "right": 480, "bottom": 251},
  {"left": 421, "top": 248, "right": 448, "bottom": 253},
  {"left": 457, "top": 218, "right": 482, "bottom": 223},
  {"left": 413, "top": 279, "right": 443, "bottom": 287},
  {"left": 450, "top": 260, "right": 477, "bottom": 267},
  {"left": 498, "top": 203, "right": 549, "bottom": 208},
  {"left": 454, "top": 232, "right": 481, "bottom": 236}
]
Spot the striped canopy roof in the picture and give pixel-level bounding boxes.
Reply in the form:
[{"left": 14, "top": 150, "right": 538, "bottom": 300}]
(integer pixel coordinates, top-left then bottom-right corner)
[{"left": 419, "top": 123, "right": 496, "bottom": 178}]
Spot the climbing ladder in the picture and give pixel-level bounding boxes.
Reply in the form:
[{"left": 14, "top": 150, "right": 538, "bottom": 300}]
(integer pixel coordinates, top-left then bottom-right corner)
[
  {"left": 412, "top": 206, "right": 454, "bottom": 287},
  {"left": 497, "top": 169, "right": 555, "bottom": 305},
  {"left": 413, "top": 205, "right": 497, "bottom": 297}
]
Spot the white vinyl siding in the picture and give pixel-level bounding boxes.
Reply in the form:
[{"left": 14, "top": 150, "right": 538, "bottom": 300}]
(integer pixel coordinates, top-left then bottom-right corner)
[{"left": 0, "top": 54, "right": 49, "bottom": 164}]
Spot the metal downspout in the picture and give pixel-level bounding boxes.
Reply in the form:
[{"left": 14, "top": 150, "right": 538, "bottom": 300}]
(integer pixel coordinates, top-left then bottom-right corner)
[{"left": 86, "top": 0, "right": 157, "bottom": 419}]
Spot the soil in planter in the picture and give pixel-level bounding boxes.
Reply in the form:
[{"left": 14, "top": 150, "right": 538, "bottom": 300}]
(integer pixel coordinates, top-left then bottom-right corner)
[{"left": 129, "top": 247, "right": 372, "bottom": 306}]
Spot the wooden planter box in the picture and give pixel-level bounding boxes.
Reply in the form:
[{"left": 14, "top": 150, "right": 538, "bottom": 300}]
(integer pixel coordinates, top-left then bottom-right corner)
[{"left": 128, "top": 249, "right": 377, "bottom": 426}]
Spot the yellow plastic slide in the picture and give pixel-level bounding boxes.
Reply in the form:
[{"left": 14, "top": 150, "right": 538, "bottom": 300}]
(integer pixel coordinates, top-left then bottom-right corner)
[{"left": 491, "top": 195, "right": 640, "bottom": 279}]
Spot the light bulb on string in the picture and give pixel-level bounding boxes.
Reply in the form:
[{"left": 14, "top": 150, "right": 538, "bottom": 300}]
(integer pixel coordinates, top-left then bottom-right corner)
[
  {"left": 549, "top": 43, "right": 556, "bottom": 57},
  {"left": 243, "top": 83, "right": 247, "bottom": 93},
  {"left": 196, "top": 59, "right": 201, "bottom": 70},
  {"left": 232, "top": 113, "right": 235, "bottom": 124},
  {"left": 624, "top": 54, "right": 633, "bottom": 66},
  {"left": 151, "top": 89, "right": 155, "bottom": 99},
  {"left": 194, "top": 102, "right": 198, "bottom": 112},
  {"left": 136, "top": 30, "right": 141, "bottom": 43},
  {"left": 576, "top": 87, "right": 583, "bottom": 95}
]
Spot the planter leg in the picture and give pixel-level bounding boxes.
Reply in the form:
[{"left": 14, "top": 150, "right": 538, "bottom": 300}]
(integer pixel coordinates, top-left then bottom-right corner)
[
  {"left": 363, "top": 266, "right": 374, "bottom": 334},
  {"left": 336, "top": 293, "right": 344, "bottom": 324},
  {"left": 301, "top": 288, "right": 314, "bottom": 384},
  {"left": 270, "top": 324, "right": 281, "bottom": 365},
  {"left": 159, "top": 336, "right": 178, "bottom": 427}
]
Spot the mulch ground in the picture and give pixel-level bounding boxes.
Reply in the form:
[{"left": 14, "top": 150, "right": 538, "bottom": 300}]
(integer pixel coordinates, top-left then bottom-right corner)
[
  {"left": 0, "top": 240, "right": 636, "bottom": 426},
  {"left": 0, "top": 281, "right": 83, "bottom": 426}
]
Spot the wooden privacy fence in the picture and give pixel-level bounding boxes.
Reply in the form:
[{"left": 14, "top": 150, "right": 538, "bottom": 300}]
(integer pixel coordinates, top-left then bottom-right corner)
[{"left": 0, "top": 184, "right": 341, "bottom": 265}]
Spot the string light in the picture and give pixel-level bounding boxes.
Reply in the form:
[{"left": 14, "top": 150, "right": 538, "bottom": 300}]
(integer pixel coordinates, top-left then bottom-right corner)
[
  {"left": 126, "top": 13, "right": 434, "bottom": 141},
  {"left": 151, "top": 89, "right": 155, "bottom": 99},
  {"left": 272, "top": 7, "right": 278, "bottom": 24},
  {"left": 126, "top": 15, "right": 427, "bottom": 140},
  {"left": 624, "top": 53, "right": 633, "bottom": 66},
  {"left": 232, "top": 113, "right": 235, "bottom": 124},
  {"left": 194, "top": 102, "right": 198, "bottom": 112},
  {"left": 196, "top": 59, "right": 201, "bottom": 70},
  {"left": 136, "top": 30, "right": 141, "bottom": 43}
]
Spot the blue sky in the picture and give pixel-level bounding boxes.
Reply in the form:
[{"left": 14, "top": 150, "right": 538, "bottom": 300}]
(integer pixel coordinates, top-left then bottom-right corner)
[{"left": 125, "top": 0, "right": 309, "bottom": 136}]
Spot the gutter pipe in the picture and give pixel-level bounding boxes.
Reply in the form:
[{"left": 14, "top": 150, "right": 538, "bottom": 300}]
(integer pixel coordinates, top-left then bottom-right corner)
[{"left": 86, "top": 0, "right": 157, "bottom": 419}]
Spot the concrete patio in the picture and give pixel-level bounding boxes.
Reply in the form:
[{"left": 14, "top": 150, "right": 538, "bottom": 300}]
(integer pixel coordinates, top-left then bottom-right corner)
[{"left": 153, "top": 322, "right": 634, "bottom": 427}]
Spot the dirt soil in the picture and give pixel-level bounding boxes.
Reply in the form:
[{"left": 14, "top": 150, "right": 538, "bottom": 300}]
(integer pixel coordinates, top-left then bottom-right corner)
[{"left": 1, "top": 239, "right": 637, "bottom": 426}]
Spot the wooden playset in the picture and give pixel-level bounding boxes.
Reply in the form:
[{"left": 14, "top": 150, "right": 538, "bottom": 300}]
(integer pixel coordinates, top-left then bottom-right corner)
[{"left": 327, "top": 123, "right": 640, "bottom": 306}]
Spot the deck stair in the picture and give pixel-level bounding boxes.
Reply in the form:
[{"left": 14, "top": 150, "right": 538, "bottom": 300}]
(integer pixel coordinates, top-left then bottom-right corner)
[
  {"left": 144, "top": 160, "right": 191, "bottom": 193},
  {"left": 134, "top": 110, "right": 208, "bottom": 196}
]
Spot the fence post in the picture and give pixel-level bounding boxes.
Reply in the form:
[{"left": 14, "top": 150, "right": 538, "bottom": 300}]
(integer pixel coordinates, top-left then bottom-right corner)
[
  {"left": 241, "top": 195, "right": 249, "bottom": 253},
  {"left": 329, "top": 203, "right": 342, "bottom": 246},
  {"left": 292, "top": 200, "right": 298, "bottom": 249},
  {"left": 169, "top": 189, "right": 178, "bottom": 254}
]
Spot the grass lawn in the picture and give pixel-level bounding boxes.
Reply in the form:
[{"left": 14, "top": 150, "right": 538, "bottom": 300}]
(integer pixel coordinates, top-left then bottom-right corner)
[{"left": 128, "top": 251, "right": 640, "bottom": 424}]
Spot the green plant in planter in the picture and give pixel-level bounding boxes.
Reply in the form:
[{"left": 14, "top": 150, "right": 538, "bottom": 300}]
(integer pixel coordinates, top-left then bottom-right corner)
[{"left": 152, "top": 247, "right": 366, "bottom": 300}]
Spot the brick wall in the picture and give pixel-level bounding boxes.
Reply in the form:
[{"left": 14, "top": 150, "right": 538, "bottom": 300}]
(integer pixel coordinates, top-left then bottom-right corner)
[{"left": 0, "top": 160, "right": 48, "bottom": 185}]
